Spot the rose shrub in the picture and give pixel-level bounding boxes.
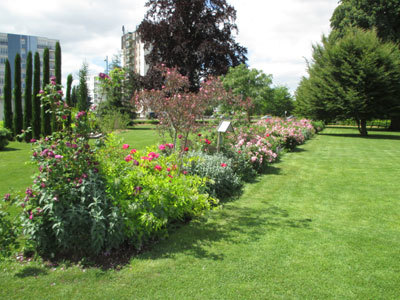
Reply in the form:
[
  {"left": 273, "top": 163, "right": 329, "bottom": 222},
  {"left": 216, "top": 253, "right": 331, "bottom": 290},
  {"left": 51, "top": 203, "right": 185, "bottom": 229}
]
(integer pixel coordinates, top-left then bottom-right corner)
[{"left": 96, "top": 136, "right": 217, "bottom": 249}]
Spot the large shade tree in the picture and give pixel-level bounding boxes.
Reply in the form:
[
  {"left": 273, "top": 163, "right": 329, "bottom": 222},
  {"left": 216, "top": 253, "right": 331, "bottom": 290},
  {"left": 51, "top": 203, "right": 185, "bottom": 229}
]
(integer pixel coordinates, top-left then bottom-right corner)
[
  {"left": 295, "top": 28, "right": 400, "bottom": 136},
  {"left": 330, "top": 0, "right": 400, "bottom": 130},
  {"left": 137, "top": 0, "right": 247, "bottom": 91}
]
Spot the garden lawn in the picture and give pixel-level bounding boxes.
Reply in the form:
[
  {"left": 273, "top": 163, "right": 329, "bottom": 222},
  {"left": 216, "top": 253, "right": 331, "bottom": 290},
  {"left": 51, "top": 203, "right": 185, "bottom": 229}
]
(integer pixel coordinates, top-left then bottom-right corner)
[{"left": 1, "top": 127, "right": 400, "bottom": 299}]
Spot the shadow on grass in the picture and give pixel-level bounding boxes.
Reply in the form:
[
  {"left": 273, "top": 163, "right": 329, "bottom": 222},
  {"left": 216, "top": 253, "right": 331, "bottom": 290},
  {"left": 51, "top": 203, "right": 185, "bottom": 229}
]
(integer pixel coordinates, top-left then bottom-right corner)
[
  {"left": 138, "top": 205, "right": 312, "bottom": 262},
  {"left": 320, "top": 132, "right": 400, "bottom": 141},
  {"left": 2, "top": 147, "right": 20, "bottom": 152},
  {"left": 15, "top": 266, "right": 49, "bottom": 278}
]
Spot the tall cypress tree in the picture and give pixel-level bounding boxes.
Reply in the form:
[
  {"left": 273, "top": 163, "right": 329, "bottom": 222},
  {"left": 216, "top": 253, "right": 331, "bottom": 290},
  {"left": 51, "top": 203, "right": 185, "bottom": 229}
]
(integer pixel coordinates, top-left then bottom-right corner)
[
  {"left": 13, "top": 53, "right": 23, "bottom": 137},
  {"left": 3, "top": 59, "right": 13, "bottom": 132},
  {"left": 66, "top": 74, "right": 73, "bottom": 106},
  {"left": 23, "top": 51, "right": 33, "bottom": 141},
  {"left": 77, "top": 62, "right": 89, "bottom": 111},
  {"left": 32, "top": 52, "right": 41, "bottom": 139},
  {"left": 41, "top": 47, "right": 51, "bottom": 136},
  {"left": 71, "top": 86, "right": 77, "bottom": 107},
  {"left": 55, "top": 42, "right": 61, "bottom": 85}
]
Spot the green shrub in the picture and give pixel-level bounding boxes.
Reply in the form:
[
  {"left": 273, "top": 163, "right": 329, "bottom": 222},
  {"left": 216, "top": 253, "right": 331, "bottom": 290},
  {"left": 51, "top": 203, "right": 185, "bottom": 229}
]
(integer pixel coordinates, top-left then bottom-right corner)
[
  {"left": 0, "top": 128, "right": 11, "bottom": 150},
  {"left": 0, "top": 194, "right": 20, "bottom": 259},
  {"left": 97, "top": 137, "right": 217, "bottom": 248},
  {"left": 184, "top": 151, "right": 243, "bottom": 200},
  {"left": 311, "top": 120, "right": 325, "bottom": 133},
  {"left": 98, "top": 110, "right": 131, "bottom": 133}
]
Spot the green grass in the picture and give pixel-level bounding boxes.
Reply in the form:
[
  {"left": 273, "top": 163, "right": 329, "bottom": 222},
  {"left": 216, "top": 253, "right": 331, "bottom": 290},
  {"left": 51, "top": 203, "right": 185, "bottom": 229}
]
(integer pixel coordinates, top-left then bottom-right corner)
[{"left": 1, "top": 127, "right": 400, "bottom": 299}]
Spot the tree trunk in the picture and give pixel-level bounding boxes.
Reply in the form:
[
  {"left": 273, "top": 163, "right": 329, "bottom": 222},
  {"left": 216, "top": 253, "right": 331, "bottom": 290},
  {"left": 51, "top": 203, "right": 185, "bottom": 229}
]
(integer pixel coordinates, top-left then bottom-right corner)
[
  {"left": 359, "top": 119, "right": 368, "bottom": 136},
  {"left": 389, "top": 116, "right": 400, "bottom": 131}
]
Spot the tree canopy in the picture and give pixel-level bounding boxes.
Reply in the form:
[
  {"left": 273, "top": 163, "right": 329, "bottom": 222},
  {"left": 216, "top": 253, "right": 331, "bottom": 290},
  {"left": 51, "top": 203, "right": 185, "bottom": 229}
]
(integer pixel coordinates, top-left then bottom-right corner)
[
  {"left": 137, "top": 0, "right": 247, "bottom": 90},
  {"left": 295, "top": 28, "right": 400, "bottom": 136},
  {"left": 330, "top": 0, "right": 400, "bottom": 130}
]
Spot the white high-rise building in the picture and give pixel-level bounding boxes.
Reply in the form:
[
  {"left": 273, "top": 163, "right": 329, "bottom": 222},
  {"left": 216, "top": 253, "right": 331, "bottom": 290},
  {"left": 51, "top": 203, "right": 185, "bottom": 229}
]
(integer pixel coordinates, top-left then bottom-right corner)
[{"left": 121, "top": 27, "right": 150, "bottom": 76}]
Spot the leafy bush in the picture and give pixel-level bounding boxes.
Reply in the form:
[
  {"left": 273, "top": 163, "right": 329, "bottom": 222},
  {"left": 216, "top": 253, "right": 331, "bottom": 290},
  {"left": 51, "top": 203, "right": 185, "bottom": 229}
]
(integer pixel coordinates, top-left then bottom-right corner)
[
  {"left": 98, "top": 110, "right": 131, "bottom": 133},
  {"left": 184, "top": 151, "right": 243, "bottom": 200},
  {"left": 19, "top": 84, "right": 125, "bottom": 258},
  {"left": 0, "top": 194, "right": 20, "bottom": 259},
  {"left": 311, "top": 120, "right": 325, "bottom": 133},
  {"left": 220, "top": 145, "right": 258, "bottom": 182},
  {"left": 0, "top": 128, "right": 11, "bottom": 150},
  {"left": 97, "top": 137, "right": 217, "bottom": 248}
]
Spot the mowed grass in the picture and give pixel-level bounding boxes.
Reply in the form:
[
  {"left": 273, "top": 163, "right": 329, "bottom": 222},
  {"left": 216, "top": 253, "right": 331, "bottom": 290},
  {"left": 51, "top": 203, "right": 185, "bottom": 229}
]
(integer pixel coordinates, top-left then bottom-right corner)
[
  {"left": 0, "top": 125, "right": 160, "bottom": 197},
  {"left": 1, "top": 127, "right": 400, "bottom": 299}
]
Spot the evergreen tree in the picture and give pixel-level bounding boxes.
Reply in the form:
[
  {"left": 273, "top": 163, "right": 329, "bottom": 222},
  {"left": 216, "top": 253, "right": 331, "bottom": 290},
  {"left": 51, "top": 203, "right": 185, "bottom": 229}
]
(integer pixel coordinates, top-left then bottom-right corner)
[
  {"left": 71, "top": 86, "right": 78, "bottom": 107},
  {"left": 32, "top": 52, "right": 41, "bottom": 139},
  {"left": 295, "top": 28, "right": 400, "bottom": 136},
  {"left": 55, "top": 42, "right": 62, "bottom": 85},
  {"left": 13, "top": 53, "right": 23, "bottom": 137},
  {"left": 77, "top": 62, "right": 90, "bottom": 111},
  {"left": 66, "top": 74, "right": 73, "bottom": 107},
  {"left": 41, "top": 48, "right": 51, "bottom": 136},
  {"left": 23, "top": 51, "right": 33, "bottom": 141},
  {"left": 3, "top": 59, "right": 13, "bottom": 132}
]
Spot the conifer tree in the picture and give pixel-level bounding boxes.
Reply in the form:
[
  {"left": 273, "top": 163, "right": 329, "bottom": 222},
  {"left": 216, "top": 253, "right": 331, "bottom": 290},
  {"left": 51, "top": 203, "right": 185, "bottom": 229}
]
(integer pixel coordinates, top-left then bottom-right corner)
[
  {"left": 41, "top": 48, "right": 51, "bottom": 136},
  {"left": 77, "top": 62, "right": 89, "bottom": 111},
  {"left": 23, "top": 51, "right": 33, "bottom": 141},
  {"left": 66, "top": 74, "right": 73, "bottom": 107},
  {"left": 32, "top": 52, "right": 41, "bottom": 139},
  {"left": 13, "top": 53, "right": 23, "bottom": 137},
  {"left": 55, "top": 42, "right": 61, "bottom": 85},
  {"left": 3, "top": 59, "right": 13, "bottom": 132}
]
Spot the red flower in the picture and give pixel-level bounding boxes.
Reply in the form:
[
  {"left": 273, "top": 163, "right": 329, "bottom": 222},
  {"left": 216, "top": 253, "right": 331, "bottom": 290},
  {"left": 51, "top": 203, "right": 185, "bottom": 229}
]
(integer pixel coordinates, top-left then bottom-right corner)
[
  {"left": 122, "top": 144, "right": 129, "bottom": 149},
  {"left": 130, "top": 149, "right": 137, "bottom": 154},
  {"left": 125, "top": 155, "right": 133, "bottom": 162},
  {"left": 220, "top": 163, "right": 227, "bottom": 167},
  {"left": 184, "top": 147, "right": 189, "bottom": 151},
  {"left": 154, "top": 165, "right": 162, "bottom": 171}
]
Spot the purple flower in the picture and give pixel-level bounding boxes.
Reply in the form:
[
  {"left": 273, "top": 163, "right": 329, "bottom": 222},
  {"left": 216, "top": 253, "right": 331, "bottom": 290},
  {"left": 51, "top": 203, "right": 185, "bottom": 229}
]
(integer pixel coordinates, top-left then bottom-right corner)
[
  {"left": 76, "top": 111, "right": 86, "bottom": 119},
  {"left": 39, "top": 89, "right": 45, "bottom": 94},
  {"left": 30, "top": 138, "right": 37, "bottom": 143},
  {"left": 132, "top": 159, "right": 139, "bottom": 166},
  {"left": 4, "top": 193, "right": 10, "bottom": 201}
]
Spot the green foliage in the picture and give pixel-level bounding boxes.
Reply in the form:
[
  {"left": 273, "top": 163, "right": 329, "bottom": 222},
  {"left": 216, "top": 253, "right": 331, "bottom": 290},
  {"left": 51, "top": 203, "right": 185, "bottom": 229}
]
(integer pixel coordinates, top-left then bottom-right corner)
[
  {"left": 330, "top": 0, "right": 400, "bottom": 130},
  {"left": 41, "top": 48, "right": 51, "bottom": 137},
  {"left": 295, "top": 28, "right": 400, "bottom": 136},
  {"left": 97, "top": 137, "right": 216, "bottom": 248},
  {"left": 71, "top": 86, "right": 78, "bottom": 107},
  {"left": 66, "top": 74, "right": 73, "bottom": 107},
  {"left": 185, "top": 151, "right": 243, "bottom": 200},
  {"left": 23, "top": 51, "right": 33, "bottom": 142},
  {"left": 13, "top": 53, "right": 23, "bottom": 137},
  {"left": 0, "top": 194, "right": 20, "bottom": 259},
  {"left": 0, "top": 128, "right": 11, "bottom": 150},
  {"left": 77, "top": 62, "right": 90, "bottom": 112},
  {"left": 3, "top": 59, "right": 12, "bottom": 131},
  {"left": 21, "top": 95, "right": 124, "bottom": 257},
  {"left": 32, "top": 52, "right": 41, "bottom": 139},
  {"left": 55, "top": 42, "right": 61, "bottom": 85},
  {"left": 97, "top": 110, "right": 131, "bottom": 134}
]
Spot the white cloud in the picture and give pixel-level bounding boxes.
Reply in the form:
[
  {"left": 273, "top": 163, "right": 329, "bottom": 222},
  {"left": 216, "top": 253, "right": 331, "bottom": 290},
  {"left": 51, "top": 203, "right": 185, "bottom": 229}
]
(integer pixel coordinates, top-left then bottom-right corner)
[{"left": 0, "top": 0, "right": 338, "bottom": 93}]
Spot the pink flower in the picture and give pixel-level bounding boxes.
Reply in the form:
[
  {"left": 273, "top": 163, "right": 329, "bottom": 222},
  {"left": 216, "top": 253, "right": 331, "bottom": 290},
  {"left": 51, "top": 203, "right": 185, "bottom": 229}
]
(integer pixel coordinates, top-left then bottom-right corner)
[
  {"left": 204, "top": 139, "right": 211, "bottom": 145},
  {"left": 30, "top": 138, "right": 37, "bottom": 143},
  {"left": 178, "top": 134, "right": 183, "bottom": 139},
  {"left": 76, "top": 111, "right": 86, "bottom": 119},
  {"left": 220, "top": 163, "right": 227, "bottom": 167},
  {"left": 57, "top": 90, "right": 63, "bottom": 96},
  {"left": 41, "top": 183, "right": 46, "bottom": 188},
  {"left": 130, "top": 149, "right": 137, "bottom": 154},
  {"left": 39, "top": 89, "right": 45, "bottom": 94},
  {"left": 125, "top": 155, "right": 133, "bottom": 162},
  {"left": 61, "top": 115, "right": 67, "bottom": 120},
  {"left": 55, "top": 155, "right": 63, "bottom": 159},
  {"left": 154, "top": 165, "right": 162, "bottom": 171},
  {"left": 122, "top": 144, "right": 129, "bottom": 149},
  {"left": 4, "top": 193, "right": 10, "bottom": 201},
  {"left": 166, "top": 143, "right": 174, "bottom": 149},
  {"left": 159, "top": 144, "right": 166, "bottom": 150},
  {"left": 183, "top": 171, "right": 188, "bottom": 175},
  {"left": 168, "top": 174, "right": 173, "bottom": 178},
  {"left": 29, "top": 212, "right": 33, "bottom": 220},
  {"left": 167, "top": 167, "right": 171, "bottom": 172}
]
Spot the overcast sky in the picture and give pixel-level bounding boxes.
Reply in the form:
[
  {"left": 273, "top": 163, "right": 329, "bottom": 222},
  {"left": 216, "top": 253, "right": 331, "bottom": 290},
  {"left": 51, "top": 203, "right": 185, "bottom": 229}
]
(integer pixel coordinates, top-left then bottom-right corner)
[{"left": 0, "top": 0, "right": 338, "bottom": 93}]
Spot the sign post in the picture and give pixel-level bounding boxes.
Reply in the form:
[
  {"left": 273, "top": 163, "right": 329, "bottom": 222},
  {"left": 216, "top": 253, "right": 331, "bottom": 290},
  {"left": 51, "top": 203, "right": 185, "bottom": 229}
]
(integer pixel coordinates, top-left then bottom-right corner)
[{"left": 217, "top": 121, "right": 234, "bottom": 152}]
